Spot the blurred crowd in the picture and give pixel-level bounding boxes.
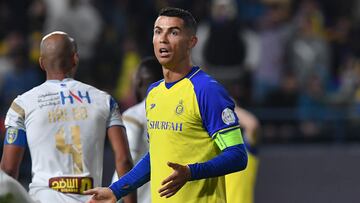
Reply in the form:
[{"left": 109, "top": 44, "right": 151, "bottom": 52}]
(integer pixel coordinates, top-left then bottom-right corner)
[{"left": 0, "top": 0, "right": 359, "bottom": 143}]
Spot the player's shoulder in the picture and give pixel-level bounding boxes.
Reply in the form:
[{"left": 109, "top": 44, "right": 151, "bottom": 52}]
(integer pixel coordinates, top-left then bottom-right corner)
[
  {"left": 146, "top": 79, "right": 164, "bottom": 95},
  {"left": 15, "top": 82, "right": 46, "bottom": 103},
  {"left": 123, "top": 100, "right": 145, "bottom": 118},
  {"left": 188, "top": 67, "right": 225, "bottom": 93}
]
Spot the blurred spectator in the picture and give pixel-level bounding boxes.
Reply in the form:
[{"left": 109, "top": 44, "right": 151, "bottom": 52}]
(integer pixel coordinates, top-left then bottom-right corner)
[
  {"left": 28, "top": 0, "right": 47, "bottom": 33},
  {"left": 251, "top": 0, "right": 293, "bottom": 105},
  {"left": 0, "top": 33, "right": 42, "bottom": 115},
  {"left": 114, "top": 38, "right": 141, "bottom": 111},
  {"left": 298, "top": 73, "right": 327, "bottom": 140},
  {"left": 192, "top": 0, "right": 248, "bottom": 103},
  {"left": 263, "top": 71, "right": 300, "bottom": 142},
  {"left": 43, "top": 0, "right": 103, "bottom": 84},
  {"left": 287, "top": 0, "right": 330, "bottom": 91}
]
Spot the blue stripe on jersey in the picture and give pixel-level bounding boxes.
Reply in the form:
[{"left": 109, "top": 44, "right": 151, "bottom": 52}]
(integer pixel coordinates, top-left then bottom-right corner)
[
  {"left": 188, "top": 144, "right": 247, "bottom": 180},
  {"left": 146, "top": 79, "right": 164, "bottom": 96},
  {"left": 164, "top": 67, "right": 200, "bottom": 89},
  {"left": 110, "top": 97, "right": 117, "bottom": 111},
  {"left": 189, "top": 67, "right": 239, "bottom": 137},
  {"left": 4, "top": 127, "right": 27, "bottom": 147}
]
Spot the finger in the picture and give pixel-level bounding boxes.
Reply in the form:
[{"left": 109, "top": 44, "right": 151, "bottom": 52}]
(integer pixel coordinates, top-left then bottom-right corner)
[
  {"left": 159, "top": 184, "right": 180, "bottom": 198},
  {"left": 159, "top": 178, "right": 181, "bottom": 193},
  {"left": 165, "top": 190, "right": 178, "bottom": 198},
  {"left": 167, "top": 162, "right": 180, "bottom": 169},
  {"left": 161, "top": 173, "right": 176, "bottom": 185},
  {"left": 83, "top": 188, "right": 98, "bottom": 195}
]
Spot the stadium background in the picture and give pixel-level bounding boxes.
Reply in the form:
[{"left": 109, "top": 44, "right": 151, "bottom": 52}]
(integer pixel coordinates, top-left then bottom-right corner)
[{"left": 0, "top": 0, "right": 359, "bottom": 202}]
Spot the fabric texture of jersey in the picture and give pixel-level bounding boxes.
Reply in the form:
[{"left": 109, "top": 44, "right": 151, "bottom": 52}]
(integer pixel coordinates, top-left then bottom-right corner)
[
  {"left": 4, "top": 78, "right": 124, "bottom": 203},
  {"left": 146, "top": 67, "right": 240, "bottom": 203},
  {"left": 111, "top": 99, "right": 151, "bottom": 203}
]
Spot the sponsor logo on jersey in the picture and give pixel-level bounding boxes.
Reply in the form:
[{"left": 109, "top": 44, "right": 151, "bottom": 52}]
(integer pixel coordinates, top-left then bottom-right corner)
[
  {"left": 222, "top": 108, "right": 236, "bottom": 125},
  {"left": 6, "top": 128, "right": 18, "bottom": 144},
  {"left": 147, "top": 120, "right": 183, "bottom": 132},
  {"left": 150, "top": 103, "right": 156, "bottom": 109},
  {"left": 60, "top": 90, "right": 91, "bottom": 105},
  {"left": 175, "top": 100, "right": 184, "bottom": 115},
  {"left": 49, "top": 176, "right": 93, "bottom": 194},
  {"left": 38, "top": 92, "right": 61, "bottom": 108}
]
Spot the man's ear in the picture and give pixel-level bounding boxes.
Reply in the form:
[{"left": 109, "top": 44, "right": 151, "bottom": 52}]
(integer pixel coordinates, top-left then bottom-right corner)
[
  {"left": 39, "top": 57, "right": 45, "bottom": 71},
  {"left": 188, "top": 35, "right": 198, "bottom": 49},
  {"left": 73, "top": 53, "right": 79, "bottom": 67}
]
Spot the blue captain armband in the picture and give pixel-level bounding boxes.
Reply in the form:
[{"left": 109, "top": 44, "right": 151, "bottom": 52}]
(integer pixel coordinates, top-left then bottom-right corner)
[{"left": 4, "top": 127, "right": 27, "bottom": 147}]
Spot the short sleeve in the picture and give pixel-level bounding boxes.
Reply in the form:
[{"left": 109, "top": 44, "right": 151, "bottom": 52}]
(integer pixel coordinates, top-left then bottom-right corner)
[
  {"left": 107, "top": 97, "right": 124, "bottom": 127},
  {"left": 192, "top": 76, "right": 239, "bottom": 137},
  {"left": 5, "top": 97, "right": 26, "bottom": 130}
]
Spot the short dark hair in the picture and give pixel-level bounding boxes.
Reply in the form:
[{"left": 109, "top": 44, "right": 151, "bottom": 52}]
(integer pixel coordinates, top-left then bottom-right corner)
[
  {"left": 158, "top": 7, "right": 197, "bottom": 34},
  {"left": 138, "top": 56, "right": 163, "bottom": 82}
]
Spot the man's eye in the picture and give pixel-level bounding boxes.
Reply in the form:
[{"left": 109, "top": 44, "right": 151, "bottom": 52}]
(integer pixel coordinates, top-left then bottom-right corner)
[
  {"left": 171, "top": 31, "right": 178, "bottom": 36},
  {"left": 154, "top": 30, "right": 161, "bottom": 34}
]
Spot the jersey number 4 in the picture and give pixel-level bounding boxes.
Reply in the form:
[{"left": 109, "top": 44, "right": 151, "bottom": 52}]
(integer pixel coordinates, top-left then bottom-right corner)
[{"left": 55, "top": 125, "right": 84, "bottom": 174}]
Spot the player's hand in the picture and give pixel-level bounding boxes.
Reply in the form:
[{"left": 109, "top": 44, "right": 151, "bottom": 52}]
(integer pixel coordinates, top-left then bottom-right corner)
[
  {"left": 84, "top": 187, "right": 117, "bottom": 203},
  {"left": 158, "top": 162, "right": 191, "bottom": 198}
]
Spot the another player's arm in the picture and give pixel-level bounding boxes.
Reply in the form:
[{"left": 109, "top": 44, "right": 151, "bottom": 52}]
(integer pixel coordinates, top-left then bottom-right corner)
[
  {"left": 0, "top": 127, "right": 27, "bottom": 179},
  {"left": 107, "top": 125, "right": 136, "bottom": 203},
  {"left": 1, "top": 100, "right": 27, "bottom": 179},
  {"left": 235, "top": 105, "right": 260, "bottom": 147},
  {"left": 84, "top": 152, "right": 150, "bottom": 203}
]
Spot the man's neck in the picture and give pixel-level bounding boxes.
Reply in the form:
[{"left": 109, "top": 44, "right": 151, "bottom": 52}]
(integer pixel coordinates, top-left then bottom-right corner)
[
  {"left": 46, "top": 72, "right": 71, "bottom": 81},
  {"left": 163, "top": 64, "right": 193, "bottom": 83}
]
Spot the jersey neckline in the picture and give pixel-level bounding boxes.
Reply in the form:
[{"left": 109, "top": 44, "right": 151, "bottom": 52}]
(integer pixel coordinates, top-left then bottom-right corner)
[{"left": 164, "top": 66, "right": 200, "bottom": 89}]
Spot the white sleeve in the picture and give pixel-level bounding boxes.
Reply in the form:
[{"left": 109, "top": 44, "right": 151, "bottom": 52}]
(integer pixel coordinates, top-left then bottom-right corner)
[
  {"left": 4, "top": 97, "right": 26, "bottom": 130},
  {"left": 123, "top": 115, "right": 145, "bottom": 161},
  {"left": 107, "top": 97, "right": 124, "bottom": 127},
  {"left": 110, "top": 115, "right": 144, "bottom": 183}
]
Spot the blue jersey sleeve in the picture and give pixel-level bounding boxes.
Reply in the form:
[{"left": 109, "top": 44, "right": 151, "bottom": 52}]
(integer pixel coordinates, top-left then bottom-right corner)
[
  {"left": 191, "top": 71, "right": 239, "bottom": 137},
  {"left": 109, "top": 152, "right": 150, "bottom": 200},
  {"left": 188, "top": 143, "right": 247, "bottom": 180}
]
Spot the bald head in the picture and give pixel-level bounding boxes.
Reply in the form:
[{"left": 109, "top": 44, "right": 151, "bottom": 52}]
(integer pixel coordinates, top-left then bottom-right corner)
[{"left": 39, "top": 31, "right": 75, "bottom": 75}]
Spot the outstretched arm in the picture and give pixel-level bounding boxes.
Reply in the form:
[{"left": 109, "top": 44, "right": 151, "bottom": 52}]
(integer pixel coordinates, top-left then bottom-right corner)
[
  {"left": 85, "top": 152, "right": 151, "bottom": 202},
  {"left": 107, "top": 125, "right": 136, "bottom": 203}
]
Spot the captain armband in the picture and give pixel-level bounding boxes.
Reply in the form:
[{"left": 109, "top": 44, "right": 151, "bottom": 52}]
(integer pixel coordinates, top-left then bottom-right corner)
[
  {"left": 4, "top": 127, "right": 27, "bottom": 147},
  {"left": 214, "top": 128, "right": 243, "bottom": 151}
]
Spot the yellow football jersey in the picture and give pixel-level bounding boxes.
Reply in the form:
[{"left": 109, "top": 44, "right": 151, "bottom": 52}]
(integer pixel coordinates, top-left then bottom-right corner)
[
  {"left": 225, "top": 148, "right": 259, "bottom": 203},
  {"left": 146, "top": 67, "right": 240, "bottom": 203}
]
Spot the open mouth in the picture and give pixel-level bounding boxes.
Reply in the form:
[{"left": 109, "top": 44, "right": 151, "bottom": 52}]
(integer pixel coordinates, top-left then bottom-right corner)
[{"left": 159, "top": 48, "right": 170, "bottom": 56}]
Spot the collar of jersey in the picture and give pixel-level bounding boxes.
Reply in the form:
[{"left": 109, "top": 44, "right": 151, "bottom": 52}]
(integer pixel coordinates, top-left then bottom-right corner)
[
  {"left": 46, "top": 78, "right": 74, "bottom": 83},
  {"left": 164, "top": 66, "right": 200, "bottom": 89}
]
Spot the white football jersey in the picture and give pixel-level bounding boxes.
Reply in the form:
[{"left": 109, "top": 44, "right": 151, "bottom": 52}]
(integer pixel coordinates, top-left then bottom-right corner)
[
  {"left": 5, "top": 78, "right": 124, "bottom": 202},
  {"left": 112, "top": 100, "right": 150, "bottom": 203}
]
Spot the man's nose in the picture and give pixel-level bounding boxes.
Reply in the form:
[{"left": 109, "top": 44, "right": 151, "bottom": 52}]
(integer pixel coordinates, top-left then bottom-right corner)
[{"left": 159, "top": 33, "right": 168, "bottom": 43}]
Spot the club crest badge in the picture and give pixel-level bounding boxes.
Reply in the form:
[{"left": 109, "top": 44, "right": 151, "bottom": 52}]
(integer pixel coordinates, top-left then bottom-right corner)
[
  {"left": 175, "top": 100, "right": 184, "bottom": 115},
  {"left": 6, "top": 128, "right": 18, "bottom": 144},
  {"left": 222, "top": 108, "right": 236, "bottom": 125}
]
